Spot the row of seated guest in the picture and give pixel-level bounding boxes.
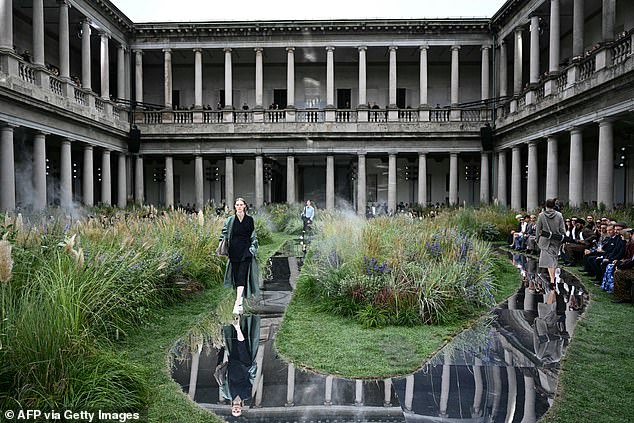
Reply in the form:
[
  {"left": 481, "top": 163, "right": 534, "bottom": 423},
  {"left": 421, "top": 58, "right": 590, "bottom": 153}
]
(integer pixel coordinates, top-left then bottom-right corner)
[
  {"left": 599, "top": 228, "right": 634, "bottom": 302},
  {"left": 578, "top": 221, "right": 627, "bottom": 282}
]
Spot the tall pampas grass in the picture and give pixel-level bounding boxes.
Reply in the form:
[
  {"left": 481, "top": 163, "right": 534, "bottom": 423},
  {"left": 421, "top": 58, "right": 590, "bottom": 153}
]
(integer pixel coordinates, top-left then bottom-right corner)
[{"left": 0, "top": 239, "right": 12, "bottom": 283}]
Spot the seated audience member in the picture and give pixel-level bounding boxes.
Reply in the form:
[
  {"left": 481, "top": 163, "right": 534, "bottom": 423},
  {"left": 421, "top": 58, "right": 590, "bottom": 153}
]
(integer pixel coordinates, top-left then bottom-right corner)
[
  {"left": 602, "top": 227, "right": 634, "bottom": 294},
  {"left": 586, "top": 223, "right": 626, "bottom": 282},
  {"left": 509, "top": 214, "right": 524, "bottom": 247},
  {"left": 524, "top": 215, "right": 539, "bottom": 254},
  {"left": 612, "top": 228, "right": 634, "bottom": 303},
  {"left": 513, "top": 215, "right": 532, "bottom": 250},
  {"left": 562, "top": 218, "right": 587, "bottom": 265},
  {"left": 579, "top": 223, "right": 609, "bottom": 272}
]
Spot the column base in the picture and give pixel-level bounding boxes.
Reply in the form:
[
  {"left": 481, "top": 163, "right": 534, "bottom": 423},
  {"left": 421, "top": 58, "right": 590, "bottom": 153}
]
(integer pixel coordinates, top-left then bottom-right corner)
[
  {"left": 388, "top": 109, "right": 399, "bottom": 122},
  {"left": 0, "top": 52, "right": 19, "bottom": 77},
  {"left": 285, "top": 108, "right": 296, "bottom": 123},
  {"left": 325, "top": 108, "right": 336, "bottom": 122},
  {"left": 449, "top": 108, "right": 461, "bottom": 121},
  {"left": 544, "top": 79, "right": 557, "bottom": 97}
]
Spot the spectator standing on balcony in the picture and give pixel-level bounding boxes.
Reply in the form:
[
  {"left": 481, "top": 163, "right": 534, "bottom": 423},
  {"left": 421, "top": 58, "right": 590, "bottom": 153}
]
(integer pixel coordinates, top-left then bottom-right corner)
[
  {"left": 535, "top": 198, "right": 565, "bottom": 287},
  {"left": 242, "top": 102, "right": 249, "bottom": 110}
]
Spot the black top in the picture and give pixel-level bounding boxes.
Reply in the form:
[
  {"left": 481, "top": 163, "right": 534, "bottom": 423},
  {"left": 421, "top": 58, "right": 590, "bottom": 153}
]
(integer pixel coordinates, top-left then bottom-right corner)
[
  {"left": 229, "top": 215, "right": 254, "bottom": 262},
  {"left": 227, "top": 337, "right": 253, "bottom": 401}
]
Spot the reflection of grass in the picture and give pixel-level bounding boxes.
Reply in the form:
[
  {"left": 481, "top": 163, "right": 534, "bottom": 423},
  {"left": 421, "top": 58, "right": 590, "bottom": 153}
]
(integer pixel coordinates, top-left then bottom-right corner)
[{"left": 540, "top": 269, "right": 634, "bottom": 423}]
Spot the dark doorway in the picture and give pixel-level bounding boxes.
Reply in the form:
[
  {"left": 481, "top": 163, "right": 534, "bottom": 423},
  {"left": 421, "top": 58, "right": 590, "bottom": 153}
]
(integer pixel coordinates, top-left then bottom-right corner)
[
  {"left": 273, "top": 89, "right": 287, "bottom": 109},
  {"left": 172, "top": 90, "right": 180, "bottom": 109},
  {"left": 396, "top": 88, "right": 406, "bottom": 109},
  {"left": 219, "top": 90, "right": 225, "bottom": 109},
  {"left": 337, "top": 89, "right": 351, "bottom": 109}
]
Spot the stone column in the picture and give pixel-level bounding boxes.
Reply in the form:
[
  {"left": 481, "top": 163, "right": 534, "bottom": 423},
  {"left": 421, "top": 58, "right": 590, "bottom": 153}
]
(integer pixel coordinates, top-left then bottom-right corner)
[
  {"left": 481, "top": 46, "right": 490, "bottom": 100},
  {"left": 135, "top": 155, "right": 144, "bottom": 205},
  {"left": 511, "top": 146, "right": 522, "bottom": 210},
  {"left": 419, "top": 45, "right": 429, "bottom": 106},
  {"left": 324, "top": 375, "right": 333, "bottom": 406},
  {"left": 357, "top": 153, "right": 366, "bottom": 216},
  {"left": 32, "top": 131, "right": 47, "bottom": 209},
  {"left": 439, "top": 354, "right": 451, "bottom": 417},
  {"left": 82, "top": 145, "right": 94, "bottom": 207},
  {"left": 255, "top": 48, "right": 263, "bottom": 108},
  {"left": 194, "top": 48, "right": 202, "bottom": 108},
  {"left": 404, "top": 374, "right": 414, "bottom": 411},
  {"left": 497, "top": 150, "right": 507, "bottom": 206},
  {"left": 529, "top": 15, "right": 540, "bottom": 84},
  {"left": 499, "top": 40, "right": 508, "bottom": 98},
  {"left": 522, "top": 374, "right": 537, "bottom": 423},
  {"left": 255, "top": 155, "right": 264, "bottom": 208},
  {"left": 383, "top": 379, "right": 392, "bottom": 407},
  {"left": 388, "top": 46, "right": 398, "bottom": 107},
  {"left": 326, "top": 46, "right": 335, "bottom": 107},
  {"left": 81, "top": 19, "right": 91, "bottom": 90},
  {"left": 101, "top": 149, "right": 111, "bottom": 205},
  {"left": 58, "top": 0, "right": 70, "bottom": 79},
  {"left": 358, "top": 46, "right": 367, "bottom": 106},
  {"left": 572, "top": 0, "right": 585, "bottom": 57},
  {"left": 549, "top": 0, "right": 560, "bottom": 74},
  {"left": 450, "top": 45, "right": 460, "bottom": 105},
  {"left": 513, "top": 27, "right": 523, "bottom": 95},
  {"left": 99, "top": 33, "right": 110, "bottom": 99},
  {"left": 286, "top": 47, "right": 295, "bottom": 107},
  {"left": 164, "top": 156, "right": 174, "bottom": 209},
  {"left": 418, "top": 153, "right": 427, "bottom": 206},
  {"left": 388, "top": 153, "right": 397, "bottom": 213},
  {"left": 326, "top": 155, "right": 335, "bottom": 211},
  {"left": 0, "top": 0, "right": 13, "bottom": 50},
  {"left": 597, "top": 119, "right": 614, "bottom": 208},
  {"left": 195, "top": 155, "right": 203, "bottom": 209},
  {"left": 0, "top": 125, "right": 16, "bottom": 211},
  {"left": 602, "top": 0, "right": 615, "bottom": 41},
  {"left": 355, "top": 380, "right": 363, "bottom": 406},
  {"left": 224, "top": 48, "right": 232, "bottom": 108},
  {"left": 505, "top": 351, "right": 518, "bottom": 421},
  {"left": 225, "top": 156, "right": 234, "bottom": 205},
  {"left": 527, "top": 141, "right": 539, "bottom": 211},
  {"left": 187, "top": 345, "right": 202, "bottom": 400},
  {"left": 569, "top": 128, "right": 583, "bottom": 207},
  {"left": 472, "top": 358, "right": 484, "bottom": 415},
  {"left": 117, "top": 45, "right": 125, "bottom": 100},
  {"left": 480, "top": 152, "right": 490, "bottom": 204},
  {"left": 32, "top": 0, "right": 45, "bottom": 67},
  {"left": 286, "top": 156, "right": 295, "bottom": 204},
  {"left": 60, "top": 139, "right": 72, "bottom": 208},
  {"left": 163, "top": 49, "right": 172, "bottom": 108},
  {"left": 117, "top": 152, "right": 126, "bottom": 208},
  {"left": 449, "top": 153, "right": 458, "bottom": 206},
  {"left": 545, "top": 136, "right": 558, "bottom": 200},
  {"left": 134, "top": 50, "right": 143, "bottom": 103}
]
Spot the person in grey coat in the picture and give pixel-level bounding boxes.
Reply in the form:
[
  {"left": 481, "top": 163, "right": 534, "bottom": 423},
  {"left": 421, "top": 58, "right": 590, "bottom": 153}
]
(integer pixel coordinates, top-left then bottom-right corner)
[{"left": 535, "top": 198, "right": 566, "bottom": 286}]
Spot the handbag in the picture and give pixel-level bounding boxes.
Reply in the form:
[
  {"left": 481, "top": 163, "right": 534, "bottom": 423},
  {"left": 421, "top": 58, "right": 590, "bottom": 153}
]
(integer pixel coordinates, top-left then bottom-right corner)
[
  {"left": 541, "top": 217, "right": 565, "bottom": 242},
  {"left": 216, "top": 239, "right": 229, "bottom": 256}
]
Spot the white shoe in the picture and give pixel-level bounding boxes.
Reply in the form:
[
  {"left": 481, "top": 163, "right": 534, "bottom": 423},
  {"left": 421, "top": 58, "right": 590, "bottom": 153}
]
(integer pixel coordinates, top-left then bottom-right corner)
[{"left": 232, "top": 303, "right": 243, "bottom": 314}]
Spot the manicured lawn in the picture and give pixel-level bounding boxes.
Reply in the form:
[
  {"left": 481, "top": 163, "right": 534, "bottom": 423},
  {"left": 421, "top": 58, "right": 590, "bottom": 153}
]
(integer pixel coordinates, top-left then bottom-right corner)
[{"left": 275, "top": 255, "right": 520, "bottom": 378}]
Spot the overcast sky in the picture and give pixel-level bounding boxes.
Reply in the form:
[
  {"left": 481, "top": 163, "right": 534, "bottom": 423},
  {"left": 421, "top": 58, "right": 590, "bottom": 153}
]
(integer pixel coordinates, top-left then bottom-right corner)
[{"left": 110, "top": 0, "right": 507, "bottom": 23}]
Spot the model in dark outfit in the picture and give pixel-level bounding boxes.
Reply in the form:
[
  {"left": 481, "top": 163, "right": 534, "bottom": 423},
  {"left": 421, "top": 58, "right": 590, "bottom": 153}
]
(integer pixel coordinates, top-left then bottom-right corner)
[{"left": 229, "top": 214, "right": 255, "bottom": 289}]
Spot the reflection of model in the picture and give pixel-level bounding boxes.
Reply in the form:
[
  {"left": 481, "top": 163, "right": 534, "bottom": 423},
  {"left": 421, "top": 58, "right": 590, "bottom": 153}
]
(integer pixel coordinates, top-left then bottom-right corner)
[
  {"left": 220, "top": 197, "right": 260, "bottom": 314},
  {"left": 216, "top": 315, "right": 261, "bottom": 417}
]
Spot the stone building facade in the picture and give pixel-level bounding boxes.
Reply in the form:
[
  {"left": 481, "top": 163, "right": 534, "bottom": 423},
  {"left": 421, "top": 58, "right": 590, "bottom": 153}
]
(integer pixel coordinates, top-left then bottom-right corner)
[{"left": 0, "top": 0, "right": 632, "bottom": 213}]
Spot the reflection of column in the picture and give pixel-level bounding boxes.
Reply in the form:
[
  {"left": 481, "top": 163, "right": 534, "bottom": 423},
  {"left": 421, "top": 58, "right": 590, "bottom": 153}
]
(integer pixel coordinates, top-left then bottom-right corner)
[
  {"left": 527, "top": 141, "right": 539, "bottom": 211},
  {"left": 255, "top": 155, "right": 264, "bottom": 208},
  {"left": 101, "top": 150, "right": 111, "bottom": 205},
  {"left": 420, "top": 45, "right": 428, "bottom": 105},
  {"left": 286, "top": 47, "right": 295, "bottom": 107},
  {"left": 83, "top": 145, "right": 94, "bottom": 207},
  {"left": 569, "top": 128, "right": 583, "bottom": 207},
  {"left": 505, "top": 350, "right": 518, "bottom": 422},
  {"left": 388, "top": 153, "right": 397, "bottom": 213},
  {"left": 418, "top": 153, "right": 427, "bottom": 206},
  {"left": 565, "top": 310, "right": 580, "bottom": 336},
  {"left": 480, "top": 152, "right": 489, "bottom": 204},
  {"left": 497, "top": 150, "right": 507, "bottom": 206},
  {"left": 357, "top": 153, "right": 366, "bottom": 216},
  {"left": 388, "top": 46, "right": 397, "bottom": 106},
  {"left": 439, "top": 354, "right": 450, "bottom": 417},
  {"left": 524, "top": 287, "right": 536, "bottom": 310},
  {"left": 253, "top": 346, "right": 265, "bottom": 407},
  {"left": 545, "top": 136, "right": 558, "bottom": 200},
  {"left": 521, "top": 373, "right": 537, "bottom": 423},
  {"left": 326, "top": 46, "right": 335, "bottom": 107},
  {"left": 225, "top": 156, "right": 234, "bottom": 206},
  {"left": 383, "top": 378, "right": 392, "bottom": 407},
  {"left": 326, "top": 155, "right": 334, "bottom": 210},
  {"left": 117, "top": 152, "right": 126, "bottom": 208},
  {"left": 165, "top": 156, "right": 174, "bottom": 209},
  {"left": 60, "top": 139, "right": 72, "bottom": 207},
  {"left": 224, "top": 48, "right": 232, "bottom": 108},
  {"left": 324, "top": 375, "right": 333, "bottom": 405},
  {"left": 195, "top": 155, "right": 203, "bottom": 209},
  {"left": 187, "top": 344, "right": 202, "bottom": 400},
  {"left": 0, "top": 126, "right": 16, "bottom": 211},
  {"left": 285, "top": 363, "right": 295, "bottom": 407},
  {"left": 597, "top": 119, "right": 614, "bottom": 209},
  {"left": 491, "top": 366, "right": 502, "bottom": 419},
  {"left": 286, "top": 156, "right": 295, "bottom": 204},
  {"left": 355, "top": 379, "right": 363, "bottom": 406},
  {"left": 33, "top": 131, "right": 47, "bottom": 210},
  {"left": 358, "top": 46, "right": 367, "bottom": 106},
  {"left": 449, "top": 153, "right": 458, "bottom": 206},
  {"left": 472, "top": 358, "right": 484, "bottom": 417},
  {"left": 511, "top": 146, "right": 522, "bottom": 210},
  {"left": 404, "top": 374, "right": 414, "bottom": 411},
  {"left": 135, "top": 155, "right": 144, "bottom": 205}
]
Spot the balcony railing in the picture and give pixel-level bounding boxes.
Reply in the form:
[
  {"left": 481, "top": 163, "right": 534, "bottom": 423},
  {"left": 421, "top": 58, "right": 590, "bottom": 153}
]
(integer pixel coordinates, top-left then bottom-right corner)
[
  {"left": 49, "top": 76, "right": 63, "bottom": 96},
  {"left": 265, "top": 110, "right": 286, "bottom": 123},
  {"left": 144, "top": 111, "right": 163, "bottom": 124},
  {"left": 461, "top": 108, "right": 491, "bottom": 121},
  {"left": 368, "top": 110, "right": 388, "bottom": 122},
  {"left": 174, "top": 110, "right": 193, "bottom": 123},
  {"left": 611, "top": 34, "right": 632, "bottom": 65},
  {"left": 203, "top": 111, "right": 223, "bottom": 123},
  {"left": 430, "top": 109, "right": 450, "bottom": 122},
  {"left": 73, "top": 87, "right": 87, "bottom": 106},
  {"left": 556, "top": 72, "right": 568, "bottom": 92},
  {"left": 336, "top": 109, "right": 356, "bottom": 122},
  {"left": 233, "top": 111, "right": 253, "bottom": 123},
  {"left": 18, "top": 62, "right": 36, "bottom": 84},
  {"left": 398, "top": 109, "right": 417, "bottom": 122},
  {"left": 578, "top": 56, "right": 596, "bottom": 81},
  {"left": 95, "top": 98, "right": 105, "bottom": 112}
]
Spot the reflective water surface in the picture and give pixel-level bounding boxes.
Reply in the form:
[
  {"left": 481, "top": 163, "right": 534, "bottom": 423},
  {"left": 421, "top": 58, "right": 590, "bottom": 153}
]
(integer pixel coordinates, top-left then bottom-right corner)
[{"left": 171, "top": 252, "right": 587, "bottom": 422}]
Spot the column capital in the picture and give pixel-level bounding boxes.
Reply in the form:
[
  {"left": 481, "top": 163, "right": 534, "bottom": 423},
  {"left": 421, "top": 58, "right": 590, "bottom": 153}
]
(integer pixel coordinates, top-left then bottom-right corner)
[
  {"left": 357, "top": 45, "right": 367, "bottom": 51},
  {"left": 450, "top": 44, "right": 461, "bottom": 51},
  {"left": 57, "top": 0, "right": 71, "bottom": 7},
  {"left": 193, "top": 47, "right": 202, "bottom": 53},
  {"left": 418, "top": 151, "right": 427, "bottom": 157},
  {"left": 498, "top": 38, "right": 506, "bottom": 47},
  {"left": 286, "top": 46, "right": 295, "bottom": 52},
  {"left": 481, "top": 45, "right": 491, "bottom": 51},
  {"left": 81, "top": 18, "right": 92, "bottom": 26},
  {"left": 597, "top": 117, "right": 615, "bottom": 126},
  {"left": 133, "top": 49, "right": 143, "bottom": 55},
  {"left": 569, "top": 126, "right": 583, "bottom": 135},
  {"left": 528, "top": 139, "right": 539, "bottom": 146},
  {"left": 34, "top": 129, "right": 50, "bottom": 136},
  {"left": 223, "top": 47, "right": 232, "bottom": 53},
  {"left": 357, "top": 151, "right": 366, "bottom": 157},
  {"left": 388, "top": 46, "right": 398, "bottom": 52},
  {"left": 514, "top": 25, "right": 526, "bottom": 33},
  {"left": 325, "top": 46, "right": 335, "bottom": 52},
  {"left": 419, "top": 44, "right": 429, "bottom": 51},
  {"left": 1, "top": 123, "right": 19, "bottom": 130},
  {"left": 162, "top": 48, "right": 172, "bottom": 53},
  {"left": 99, "top": 32, "right": 110, "bottom": 39},
  {"left": 254, "top": 47, "right": 264, "bottom": 53},
  {"left": 84, "top": 144, "right": 93, "bottom": 150}
]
